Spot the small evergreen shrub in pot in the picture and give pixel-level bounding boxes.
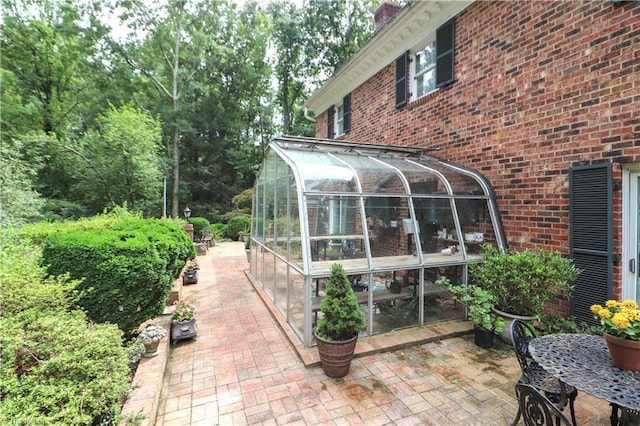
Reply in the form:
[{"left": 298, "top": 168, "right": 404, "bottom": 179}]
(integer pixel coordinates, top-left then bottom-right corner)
[{"left": 315, "top": 264, "right": 366, "bottom": 378}]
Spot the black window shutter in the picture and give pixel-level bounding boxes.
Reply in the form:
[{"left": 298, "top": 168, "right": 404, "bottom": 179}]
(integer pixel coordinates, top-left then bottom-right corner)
[
  {"left": 327, "top": 107, "right": 334, "bottom": 139},
  {"left": 395, "top": 52, "right": 407, "bottom": 108},
  {"left": 569, "top": 163, "right": 613, "bottom": 326},
  {"left": 343, "top": 93, "right": 351, "bottom": 133},
  {"left": 436, "top": 19, "right": 455, "bottom": 88}
]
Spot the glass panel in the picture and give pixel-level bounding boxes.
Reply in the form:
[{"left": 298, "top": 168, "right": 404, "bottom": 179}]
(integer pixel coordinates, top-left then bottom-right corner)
[
  {"left": 364, "top": 196, "right": 418, "bottom": 268},
  {"left": 416, "top": 68, "right": 435, "bottom": 98},
  {"left": 274, "top": 258, "right": 288, "bottom": 317},
  {"left": 412, "top": 197, "right": 455, "bottom": 255},
  {"left": 332, "top": 153, "right": 407, "bottom": 194},
  {"left": 423, "top": 266, "right": 465, "bottom": 323},
  {"left": 263, "top": 252, "right": 276, "bottom": 299},
  {"left": 287, "top": 270, "right": 306, "bottom": 338},
  {"left": 457, "top": 198, "right": 493, "bottom": 260},
  {"left": 415, "top": 43, "right": 435, "bottom": 74},
  {"left": 378, "top": 157, "right": 449, "bottom": 195},
  {"left": 285, "top": 150, "right": 357, "bottom": 193},
  {"left": 362, "top": 270, "right": 420, "bottom": 334},
  {"left": 410, "top": 157, "right": 486, "bottom": 195}
]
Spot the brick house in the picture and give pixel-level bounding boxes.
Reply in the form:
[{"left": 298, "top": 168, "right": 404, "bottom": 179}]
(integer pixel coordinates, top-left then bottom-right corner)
[{"left": 304, "top": 0, "right": 640, "bottom": 324}]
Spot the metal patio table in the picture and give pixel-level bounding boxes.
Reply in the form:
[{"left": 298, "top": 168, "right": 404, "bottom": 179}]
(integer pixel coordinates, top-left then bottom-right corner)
[{"left": 529, "top": 333, "right": 640, "bottom": 425}]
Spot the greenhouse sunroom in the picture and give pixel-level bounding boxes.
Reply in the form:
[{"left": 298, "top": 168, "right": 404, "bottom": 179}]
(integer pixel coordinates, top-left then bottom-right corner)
[{"left": 247, "top": 135, "right": 507, "bottom": 347}]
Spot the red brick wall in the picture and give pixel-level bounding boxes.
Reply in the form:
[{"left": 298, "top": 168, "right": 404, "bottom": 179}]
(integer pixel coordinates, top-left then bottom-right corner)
[{"left": 315, "top": 0, "right": 639, "bottom": 258}]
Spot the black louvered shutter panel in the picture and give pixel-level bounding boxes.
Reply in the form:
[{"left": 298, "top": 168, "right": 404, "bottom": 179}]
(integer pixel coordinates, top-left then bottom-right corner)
[
  {"left": 436, "top": 19, "right": 455, "bottom": 88},
  {"left": 569, "top": 164, "right": 613, "bottom": 325},
  {"left": 395, "top": 52, "right": 407, "bottom": 108},
  {"left": 327, "top": 107, "right": 334, "bottom": 139},
  {"left": 343, "top": 93, "right": 351, "bottom": 133}
]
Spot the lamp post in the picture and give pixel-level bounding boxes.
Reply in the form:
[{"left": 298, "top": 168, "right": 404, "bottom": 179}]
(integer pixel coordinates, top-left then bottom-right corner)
[{"left": 183, "top": 206, "right": 193, "bottom": 241}]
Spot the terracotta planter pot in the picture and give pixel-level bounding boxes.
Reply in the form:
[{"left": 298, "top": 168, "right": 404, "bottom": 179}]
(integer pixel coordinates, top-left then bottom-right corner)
[
  {"left": 315, "top": 332, "right": 358, "bottom": 378},
  {"left": 604, "top": 333, "right": 640, "bottom": 372}
]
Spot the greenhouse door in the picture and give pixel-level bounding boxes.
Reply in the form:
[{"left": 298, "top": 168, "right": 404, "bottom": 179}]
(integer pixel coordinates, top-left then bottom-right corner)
[{"left": 623, "top": 168, "right": 640, "bottom": 303}]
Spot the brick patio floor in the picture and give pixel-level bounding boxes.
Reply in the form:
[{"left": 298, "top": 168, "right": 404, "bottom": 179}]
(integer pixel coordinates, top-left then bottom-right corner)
[{"left": 154, "top": 241, "right": 611, "bottom": 425}]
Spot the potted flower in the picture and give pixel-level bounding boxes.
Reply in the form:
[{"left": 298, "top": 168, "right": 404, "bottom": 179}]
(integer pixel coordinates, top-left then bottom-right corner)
[
  {"left": 590, "top": 299, "right": 640, "bottom": 371},
  {"left": 469, "top": 245, "right": 580, "bottom": 344},
  {"left": 171, "top": 300, "right": 198, "bottom": 344},
  {"left": 315, "top": 263, "right": 367, "bottom": 378},
  {"left": 436, "top": 277, "right": 505, "bottom": 348},
  {"left": 182, "top": 260, "right": 199, "bottom": 285},
  {"left": 137, "top": 324, "right": 167, "bottom": 358}
]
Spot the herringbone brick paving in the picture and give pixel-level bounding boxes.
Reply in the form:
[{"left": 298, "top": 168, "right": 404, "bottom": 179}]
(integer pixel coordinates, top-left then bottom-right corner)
[{"left": 155, "top": 242, "right": 611, "bottom": 425}]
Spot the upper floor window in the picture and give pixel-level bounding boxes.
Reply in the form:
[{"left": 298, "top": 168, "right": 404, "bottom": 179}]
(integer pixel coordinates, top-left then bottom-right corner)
[
  {"left": 332, "top": 93, "right": 351, "bottom": 137},
  {"left": 395, "top": 19, "right": 455, "bottom": 108},
  {"left": 411, "top": 40, "right": 437, "bottom": 101},
  {"left": 336, "top": 103, "right": 345, "bottom": 136}
]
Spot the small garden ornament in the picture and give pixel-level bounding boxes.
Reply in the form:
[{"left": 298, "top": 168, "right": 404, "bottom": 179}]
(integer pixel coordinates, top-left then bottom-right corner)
[{"left": 137, "top": 324, "right": 167, "bottom": 358}]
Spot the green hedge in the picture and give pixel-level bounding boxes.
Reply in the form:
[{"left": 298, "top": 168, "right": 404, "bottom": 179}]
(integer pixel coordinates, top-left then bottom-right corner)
[
  {"left": 0, "top": 309, "right": 131, "bottom": 425},
  {"left": 225, "top": 216, "right": 250, "bottom": 240},
  {"left": 0, "top": 230, "right": 131, "bottom": 425},
  {"left": 189, "top": 217, "right": 210, "bottom": 239},
  {"left": 41, "top": 218, "right": 194, "bottom": 333}
]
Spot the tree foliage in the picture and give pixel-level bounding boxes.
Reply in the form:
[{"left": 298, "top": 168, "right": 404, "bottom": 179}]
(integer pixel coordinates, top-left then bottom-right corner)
[{"left": 1, "top": 0, "right": 379, "bottom": 220}]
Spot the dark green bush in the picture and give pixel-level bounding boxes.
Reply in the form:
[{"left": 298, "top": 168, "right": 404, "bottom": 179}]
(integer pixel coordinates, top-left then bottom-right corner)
[
  {"left": 225, "top": 215, "right": 250, "bottom": 240},
  {"left": 189, "top": 217, "right": 210, "bottom": 238},
  {"left": 0, "top": 230, "right": 131, "bottom": 425},
  {"left": 41, "top": 218, "right": 194, "bottom": 333}
]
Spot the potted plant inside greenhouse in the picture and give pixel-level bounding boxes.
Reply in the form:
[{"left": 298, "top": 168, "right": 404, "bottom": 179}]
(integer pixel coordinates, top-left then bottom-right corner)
[
  {"left": 315, "top": 263, "right": 366, "bottom": 378},
  {"left": 171, "top": 301, "right": 197, "bottom": 345},
  {"left": 436, "top": 278, "right": 504, "bottom": 348},
  {"left": 470, "top": 245, "right": 580, "bottom": 344}
]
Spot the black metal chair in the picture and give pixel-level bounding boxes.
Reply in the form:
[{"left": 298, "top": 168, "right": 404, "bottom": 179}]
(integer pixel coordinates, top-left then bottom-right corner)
[
  {"left": 510, "top": 320, "right": 578, "bottom": 426},
  {"left": 516, "top": 383, "right": 576, "bottom": 426}
]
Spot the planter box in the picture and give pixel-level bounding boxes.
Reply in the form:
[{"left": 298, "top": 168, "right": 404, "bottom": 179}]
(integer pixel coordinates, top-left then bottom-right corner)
[
  {"left": 171, "top": 319, "right": 197, "bottom": 344},
  {"left": 182, "top": 270, "right": 198, "bottom": 285}
]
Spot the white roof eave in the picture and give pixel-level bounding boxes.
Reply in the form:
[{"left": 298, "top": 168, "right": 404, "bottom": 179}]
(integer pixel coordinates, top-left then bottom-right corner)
[{"left": 304, "top": 0, "right": 474, "bottom": 115}]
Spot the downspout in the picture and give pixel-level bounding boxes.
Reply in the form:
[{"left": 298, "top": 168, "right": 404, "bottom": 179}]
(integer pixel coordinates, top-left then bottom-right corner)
[{"left": 304, "top": 107, "right": 316, "bottom": 123}]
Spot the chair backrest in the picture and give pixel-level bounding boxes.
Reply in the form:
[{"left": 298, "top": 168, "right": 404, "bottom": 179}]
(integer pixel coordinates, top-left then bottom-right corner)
[
  {"left": 510, "top": 319, "right": 537, "bottom": 374},
  {"left": 516, "top": 383, "right": 575, "bottom": 426}
]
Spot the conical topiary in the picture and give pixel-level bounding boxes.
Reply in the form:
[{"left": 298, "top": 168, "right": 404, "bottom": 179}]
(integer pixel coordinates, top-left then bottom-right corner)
[{"left": 316, "top": 264, "right": 366, "bottom": 342}]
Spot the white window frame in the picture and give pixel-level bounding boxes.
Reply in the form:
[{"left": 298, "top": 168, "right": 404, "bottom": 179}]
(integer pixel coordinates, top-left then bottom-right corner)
[
  {"left": 410, "top": 38, "right": 438, "bottom": 102},
  {"left": 335, "top": 102, "right": 345, "bottom": 136}
]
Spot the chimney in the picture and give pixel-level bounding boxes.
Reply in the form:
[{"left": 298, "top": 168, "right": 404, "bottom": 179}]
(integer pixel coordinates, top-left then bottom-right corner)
[{"left": 374, "top": 2, "right": 401, "bottom": 31}]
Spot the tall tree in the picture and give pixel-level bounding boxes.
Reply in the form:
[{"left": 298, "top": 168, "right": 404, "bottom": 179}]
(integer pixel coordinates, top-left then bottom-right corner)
[{"left": 72, "top": 104, "right": 163, "bottom": 214}]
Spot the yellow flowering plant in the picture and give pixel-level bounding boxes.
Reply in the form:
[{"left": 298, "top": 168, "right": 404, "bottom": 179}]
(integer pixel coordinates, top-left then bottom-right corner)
[{"left": 590, "top": 299, "right": 640, "bottom": 341}]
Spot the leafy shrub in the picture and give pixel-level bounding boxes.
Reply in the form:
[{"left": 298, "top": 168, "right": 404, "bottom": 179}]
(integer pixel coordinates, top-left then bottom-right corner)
[
  {"left": 0, "top": 230, "right": 131, "bottom": 425},
  {"left": 0, "top": 309, "right": 131, "bottom": 425},
  {"left": 189, "top": 217, "right": 210, "bottom": 238},
  {"left": 41, "top": 218, "right": 194, "bottom": 333},
  {"left": 225, "top": 215, "right": 250, "bottom": 240},
  {"left": 211, "top": 223, "right": 227, "bottom": 240}
]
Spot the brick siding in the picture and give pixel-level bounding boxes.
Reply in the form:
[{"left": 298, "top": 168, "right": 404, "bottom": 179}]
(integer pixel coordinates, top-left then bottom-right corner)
[{"left": 315, "top": 0, "right": 639, "bottom": 258}]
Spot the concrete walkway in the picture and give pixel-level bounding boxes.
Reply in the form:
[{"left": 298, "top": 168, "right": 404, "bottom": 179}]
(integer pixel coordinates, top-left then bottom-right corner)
[{"left": 155, "top": 241, "right": 610, "bottom": 425}]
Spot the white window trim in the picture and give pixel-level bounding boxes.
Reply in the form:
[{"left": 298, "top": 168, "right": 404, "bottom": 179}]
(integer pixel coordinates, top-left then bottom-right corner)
[
  {"left": 335, "top": 103, "right": 345, "bottom": 136},
  {"left": 410, "top": 38, "right": 438, "bottom": 102}
]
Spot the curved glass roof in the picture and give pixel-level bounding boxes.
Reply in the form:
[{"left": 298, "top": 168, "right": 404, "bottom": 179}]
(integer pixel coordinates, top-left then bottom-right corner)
[
  {"left": 252, "top": 135, "right": 506, "bottom": 276},
  {"left": 248, "top": 135, "right": 506, "bottom": 346}
]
